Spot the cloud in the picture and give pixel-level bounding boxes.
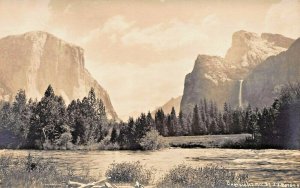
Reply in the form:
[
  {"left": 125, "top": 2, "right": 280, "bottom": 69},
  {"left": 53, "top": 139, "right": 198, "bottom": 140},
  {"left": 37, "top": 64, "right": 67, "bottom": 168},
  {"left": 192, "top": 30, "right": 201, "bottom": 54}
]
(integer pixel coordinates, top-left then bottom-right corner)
[
  {"left": 121, "top": 20, "right": 207, "bottom": 51},
  {"left": 264, "top": 0, "right": 300, "bottom": 38},
  {"left": 102, "top": 15, "right": 135, "bottom": 33},
  {"left": 82, "top": 14, "right": 222, "bottom": 52},
  {"left": 80, "top": 15, "right": 134, "bottom": 44}
]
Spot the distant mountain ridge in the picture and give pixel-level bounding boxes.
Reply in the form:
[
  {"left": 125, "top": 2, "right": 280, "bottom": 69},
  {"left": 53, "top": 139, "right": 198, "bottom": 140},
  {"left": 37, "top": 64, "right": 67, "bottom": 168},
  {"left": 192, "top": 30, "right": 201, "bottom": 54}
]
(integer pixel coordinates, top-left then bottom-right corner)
[
  {"left": 152, "top": 96, "right": 182, "bottom": 116},
  {"left": 181, "top": 31, "right": 296, "bottom": 115},
  {"left": 0, "top": 31, "right": 118, "bottom": 119}
]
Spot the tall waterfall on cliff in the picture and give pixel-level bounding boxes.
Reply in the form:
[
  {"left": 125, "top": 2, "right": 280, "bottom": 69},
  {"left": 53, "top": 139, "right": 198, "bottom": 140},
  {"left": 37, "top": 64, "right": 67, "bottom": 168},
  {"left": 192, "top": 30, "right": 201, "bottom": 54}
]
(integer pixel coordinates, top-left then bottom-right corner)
[{"left": 239, "top": 80, "right": 244, "bottom": 108}]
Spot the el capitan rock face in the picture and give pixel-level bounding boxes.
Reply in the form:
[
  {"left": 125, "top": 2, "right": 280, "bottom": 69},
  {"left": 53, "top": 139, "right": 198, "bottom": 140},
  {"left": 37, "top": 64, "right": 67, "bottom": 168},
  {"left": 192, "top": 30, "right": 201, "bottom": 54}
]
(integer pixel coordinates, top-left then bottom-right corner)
[
  {"left": 181, "top": 30, "right": 295, "bottom": 115},
  {"left": 0, "top": 31, "right": 118, "bottom": 119}
]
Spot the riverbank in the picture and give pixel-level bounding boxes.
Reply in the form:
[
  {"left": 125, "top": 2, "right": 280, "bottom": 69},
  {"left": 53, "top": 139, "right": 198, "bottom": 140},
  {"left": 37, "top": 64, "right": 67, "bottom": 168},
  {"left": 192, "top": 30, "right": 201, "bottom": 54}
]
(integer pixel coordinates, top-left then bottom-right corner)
[
  {"left": 164, "top": 134, "right": 251, "bottom": 148},
  {"left": 0, "top": 153, "right": 249, "bottom": 187},
  {"left": 0, "top": 133, "right": 253, "bottom": 150},
  {"left": 1, "top": 148, "right": 300, "bottom": 185}
]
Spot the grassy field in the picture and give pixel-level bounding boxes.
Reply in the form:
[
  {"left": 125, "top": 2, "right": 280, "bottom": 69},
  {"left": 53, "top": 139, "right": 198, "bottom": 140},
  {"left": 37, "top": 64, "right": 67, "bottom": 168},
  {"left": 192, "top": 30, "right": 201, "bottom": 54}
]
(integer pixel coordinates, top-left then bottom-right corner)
[{"left": 164, "top": 134, "right": 251, "bottom": 148}]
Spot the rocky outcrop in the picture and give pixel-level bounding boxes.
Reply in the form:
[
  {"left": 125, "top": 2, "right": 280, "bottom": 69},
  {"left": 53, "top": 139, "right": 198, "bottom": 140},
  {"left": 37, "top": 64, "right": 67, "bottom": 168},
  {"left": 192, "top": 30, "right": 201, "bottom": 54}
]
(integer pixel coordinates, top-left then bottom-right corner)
[
  {"left": 0, "top": 31, "right": 118, "bottom": 119},
  {"left": 261, "top": 33, "right": 295, "bottom": 49},
  {"left": 243, "top": 38, "right": 300, "bottom": 108},
  {"left": 225, "top": 30, "right": 286, "bottom": 78},
  {"left": 181, "top": 31, "right": 295, "bottom": 115}
]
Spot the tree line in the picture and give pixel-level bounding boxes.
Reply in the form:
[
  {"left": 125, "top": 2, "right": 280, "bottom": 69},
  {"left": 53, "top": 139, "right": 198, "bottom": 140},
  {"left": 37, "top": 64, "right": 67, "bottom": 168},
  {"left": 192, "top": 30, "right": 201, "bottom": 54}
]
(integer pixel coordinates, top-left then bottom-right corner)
[
  {"left": 0, "top": 85, "right": 109, "bottom": 149},
  {"left": 0, "top": 83, "right": 299, "bottom": 149},
  {"left": 114, "top": 83, "right": 300, "bottom": 149}
]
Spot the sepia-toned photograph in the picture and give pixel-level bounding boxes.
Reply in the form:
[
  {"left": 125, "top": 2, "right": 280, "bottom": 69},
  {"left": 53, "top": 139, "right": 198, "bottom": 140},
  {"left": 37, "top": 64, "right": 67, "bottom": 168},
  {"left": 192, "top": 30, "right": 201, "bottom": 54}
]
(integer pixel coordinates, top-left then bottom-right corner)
[{"left": 0, "top": 0, "right": 299, "bottom": 187}]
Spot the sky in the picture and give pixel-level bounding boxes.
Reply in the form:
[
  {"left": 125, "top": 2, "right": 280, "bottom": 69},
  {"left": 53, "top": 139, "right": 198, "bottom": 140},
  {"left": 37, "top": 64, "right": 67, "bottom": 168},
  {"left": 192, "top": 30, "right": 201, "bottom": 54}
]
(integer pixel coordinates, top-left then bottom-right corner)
[{"left": 0, "top": 0, "right": 299, "bottom": 120}]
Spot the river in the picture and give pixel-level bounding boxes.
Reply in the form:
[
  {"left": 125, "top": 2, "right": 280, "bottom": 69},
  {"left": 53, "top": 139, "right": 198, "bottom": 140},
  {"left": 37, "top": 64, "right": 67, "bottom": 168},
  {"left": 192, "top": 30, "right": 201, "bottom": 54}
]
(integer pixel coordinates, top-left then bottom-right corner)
[{"left": 1, "top": 148, "right": 300, "bottom": 184}]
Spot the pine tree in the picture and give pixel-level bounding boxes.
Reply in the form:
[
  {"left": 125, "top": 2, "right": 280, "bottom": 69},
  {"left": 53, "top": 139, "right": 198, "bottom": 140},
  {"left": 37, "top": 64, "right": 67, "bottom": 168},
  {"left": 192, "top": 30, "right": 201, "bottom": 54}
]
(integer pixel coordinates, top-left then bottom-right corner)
[
  {"left": 232, "top": 110, "right": 242, "bottom": 134},
  {"left": 155, "top": 109, "right": 166, "bottom": 136},
  {"left": 178, "top": 111, "right": 187, "bottom": 135},
  {"left": 191, "top": 105, "right": 201, "bottom": 135},
  {"left": 27, "top": 85, "right": 67, "bottom": 148},
  {"left": 135, "top": 113, "right": 150, "bottom": 140},
  {"left": 117, "top": 122, "right": 127, "bottom": 147},
  {"left": 110, "top": 127, "right": 118, "bottom": 143},
  {"left": 209, "top": 100, "right": 215, "bottom": 118},
  {"left": 0, "top": 102, "right": 13, "bottom": 130},
  {"left": 146, "top": 112, "right": 154, "bottom": 128},
  {"left": 166, "top": 115, "right": 173, "bottom": 136},
  {"left": 249, "top": 109, "right": 259, "bottom": 140},
  {"left": 223, "top": 102, "right": 232, "bottom": 134},
  {"left": 169, "top": 107, "right": 177, "bottom": 136},
  {"left": 127, "top": 117, "right": 137, "bottom": 148},
  {"left": 67, "top": 100, "right": 84, "bottom": 144},
  {"left": 217, "top": 113, "right": 226, "bottom": 134},
  {"left": 209, "top": 119, "right": 220, "bottom": 134}
]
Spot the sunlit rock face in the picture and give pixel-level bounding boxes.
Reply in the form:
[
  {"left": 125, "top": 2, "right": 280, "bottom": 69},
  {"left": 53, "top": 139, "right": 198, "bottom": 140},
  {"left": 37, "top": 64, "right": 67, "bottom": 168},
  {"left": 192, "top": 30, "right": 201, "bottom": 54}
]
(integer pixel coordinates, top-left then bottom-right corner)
[
  {"left": 225, "top": 31, "right": 286, "bottom": 72},
  {"left": 243, "top": 38, "right": 300, "bottom": 108},
  {"left": 181, "top": 31, "right": 294, "bottom": 115},
  {"left": 0, "top": 31, "right": 118, "bottom": 119},
  {"left": 152, "top": 96, "right": 182, "bottom": 116}
]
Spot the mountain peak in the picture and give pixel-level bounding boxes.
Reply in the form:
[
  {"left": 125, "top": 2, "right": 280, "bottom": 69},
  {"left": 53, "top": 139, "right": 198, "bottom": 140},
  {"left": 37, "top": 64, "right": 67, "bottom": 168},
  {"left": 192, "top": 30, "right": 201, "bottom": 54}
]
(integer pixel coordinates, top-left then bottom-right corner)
[
  {"left": 225, "top": 30, "right": 286, "bottom": 69},
  {"left": 232, "top": 30, "right": 259, "bottom": 44},
  {"left": 24, "top": 30, "right": 52, "bottom": 36},
  {"left": 4, "top": 31, "right": 84, "bottom": 53}
]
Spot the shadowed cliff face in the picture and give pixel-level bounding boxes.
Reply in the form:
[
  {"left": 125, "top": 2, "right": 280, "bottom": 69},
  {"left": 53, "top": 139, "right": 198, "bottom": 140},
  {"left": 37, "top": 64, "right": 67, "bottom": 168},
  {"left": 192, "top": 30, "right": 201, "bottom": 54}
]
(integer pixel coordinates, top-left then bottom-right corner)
[
  {"left": 243, "top": 38, "right": 300, "bottom": 108},
  {"left": 0, "top": 31, "right": 118, "bottom": 119},
  {"left": 181, "top": 31, "right": 295, "bottom": 115},
  {"left": 181, "top": 55, "right": 236, "bottom": 114}
]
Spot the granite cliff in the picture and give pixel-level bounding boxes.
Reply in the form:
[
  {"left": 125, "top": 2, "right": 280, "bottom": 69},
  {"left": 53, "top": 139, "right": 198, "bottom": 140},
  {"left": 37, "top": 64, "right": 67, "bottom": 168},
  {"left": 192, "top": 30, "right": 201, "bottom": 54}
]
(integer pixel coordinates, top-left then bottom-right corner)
[
  {"left": 181, "top": 31, "right": 295, "bottom": 115},
  {"left": 0, "top": 31, "right": 118, "bottom": 119}
]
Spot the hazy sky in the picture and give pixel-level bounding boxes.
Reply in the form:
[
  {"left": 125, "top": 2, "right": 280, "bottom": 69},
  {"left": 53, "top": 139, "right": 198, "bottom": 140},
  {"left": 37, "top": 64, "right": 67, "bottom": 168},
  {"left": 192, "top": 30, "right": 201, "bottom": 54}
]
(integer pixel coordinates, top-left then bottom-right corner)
[{"left": 0, "top": 0, "right": 299, "bottom": 120}]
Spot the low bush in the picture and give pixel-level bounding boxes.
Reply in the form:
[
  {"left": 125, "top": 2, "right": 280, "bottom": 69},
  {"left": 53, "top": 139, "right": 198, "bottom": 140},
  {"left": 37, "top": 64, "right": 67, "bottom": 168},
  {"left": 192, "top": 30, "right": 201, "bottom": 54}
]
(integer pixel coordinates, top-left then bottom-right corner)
[
  {"left": 97, "top": 136, "right": 120, "bottom": 150},
  {"left": 220, "top": 137, "right": 261, "bottom": 149},
  {"left": 157, "top": 164, "right": 248, "bottom": 188},
  {"left": 105, "top": 161, "right": 154, "bottom": 185},
  {"left": 139, "top": 129, "right": 169, "bottom": 150},
  {"left": 0, "top": 153, "right": 92, "bottom": 187}
]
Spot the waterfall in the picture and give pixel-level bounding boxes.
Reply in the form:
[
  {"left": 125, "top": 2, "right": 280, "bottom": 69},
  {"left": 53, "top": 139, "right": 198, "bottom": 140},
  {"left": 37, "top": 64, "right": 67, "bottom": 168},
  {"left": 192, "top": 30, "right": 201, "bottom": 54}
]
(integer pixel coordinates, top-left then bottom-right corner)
[{"left": 239, "top": 80, "right": 244, "bottom": 108}]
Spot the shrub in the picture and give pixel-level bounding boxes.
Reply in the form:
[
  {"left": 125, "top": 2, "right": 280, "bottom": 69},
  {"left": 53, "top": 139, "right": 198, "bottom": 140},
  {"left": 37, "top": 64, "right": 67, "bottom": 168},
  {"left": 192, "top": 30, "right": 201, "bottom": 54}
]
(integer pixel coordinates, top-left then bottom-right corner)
[
  {"left": 0, "top": 153, "right": 92, "bottom": 187},
  {"left": 139, "top": 129, "right": 169, "bottom": 150},
  {"left": 105, "top": 161, "right": 154, "bottom": 185},
  {"left": 98, "top": 142, "right": 120, "bottom": 150},
  {"left": 220, "top": 137, "right": 260, "bottom": 149},
  {"left": 97, "top": 136, "right": 120, "bottom": 150},
  {"left": 157, "top": 164, "right": 248, "bottom": 188},
  {"left": 55, "top": 132, "right": 73, "bottom": 149}
]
